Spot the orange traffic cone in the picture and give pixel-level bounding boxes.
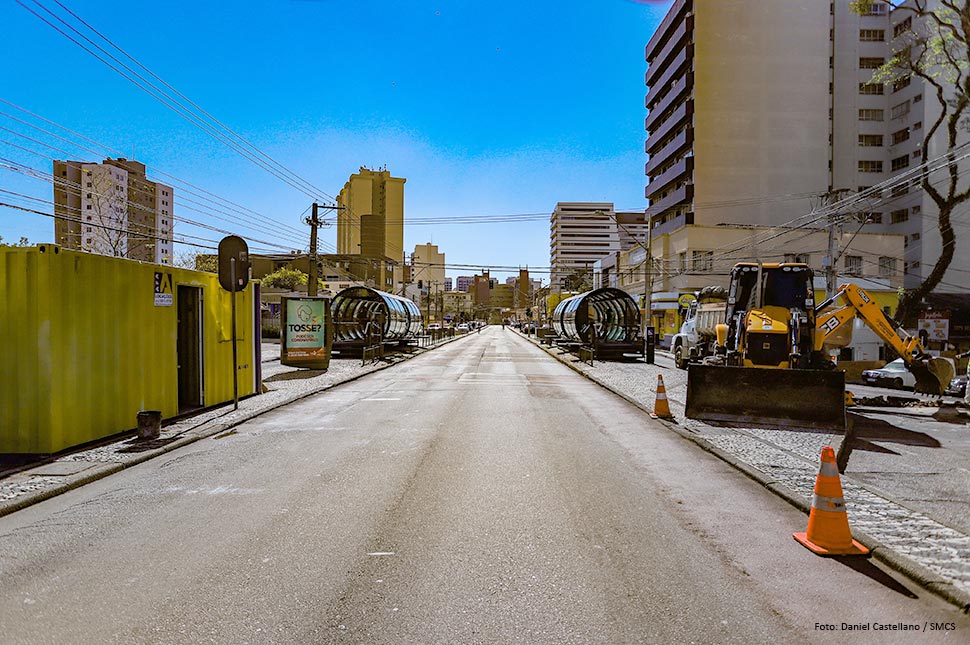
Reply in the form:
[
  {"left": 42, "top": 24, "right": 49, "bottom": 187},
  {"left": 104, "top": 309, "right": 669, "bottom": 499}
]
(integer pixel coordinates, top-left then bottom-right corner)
[
  {"left": 653, "top": 375, "right": 673, "bottom": 419},
  {"left": 793, "top": 446, "right": 869, "bottom": 556}
]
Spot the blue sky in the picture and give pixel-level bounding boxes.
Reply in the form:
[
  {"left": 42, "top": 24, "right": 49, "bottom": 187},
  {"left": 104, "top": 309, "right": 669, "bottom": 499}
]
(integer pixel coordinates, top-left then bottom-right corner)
[{"left": 0, "top": 0, "right": 671, "bottom": 281}]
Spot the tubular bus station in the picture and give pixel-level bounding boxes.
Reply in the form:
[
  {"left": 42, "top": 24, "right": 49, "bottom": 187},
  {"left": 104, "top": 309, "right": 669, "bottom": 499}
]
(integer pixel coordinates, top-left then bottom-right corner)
[
  {"left": 330, "top": 286, "right": 423, "bottom": 355},
  {"left": 551, "top": 287, "right": 644, "bottom": 360}
]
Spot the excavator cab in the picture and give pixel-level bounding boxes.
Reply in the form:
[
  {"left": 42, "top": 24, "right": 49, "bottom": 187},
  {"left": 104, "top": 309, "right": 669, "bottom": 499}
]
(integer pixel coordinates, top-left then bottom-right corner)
[{"left": 686, "top": 263, "right": 847, "bottom": 430}]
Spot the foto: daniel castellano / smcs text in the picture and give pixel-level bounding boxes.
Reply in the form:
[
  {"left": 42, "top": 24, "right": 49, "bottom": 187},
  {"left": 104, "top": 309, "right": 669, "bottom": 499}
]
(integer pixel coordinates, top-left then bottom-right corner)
[{"left": 815, "top": 622, "right": 957, "bottom": 632}]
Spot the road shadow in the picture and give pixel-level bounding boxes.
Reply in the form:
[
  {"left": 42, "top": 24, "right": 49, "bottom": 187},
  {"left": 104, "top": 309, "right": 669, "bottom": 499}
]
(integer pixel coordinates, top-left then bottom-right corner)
[
  {"left": 834, "top": 555, "right": 919, "bottom": 599},
  {"left": 263, "top": 369, "right": 329, "bottom": 383},
  {"left": 847, "top": 413, "right": 941, "bottom": 449},
  {"left": 117, "top": 437, "right": 179, "bottom": 453}
]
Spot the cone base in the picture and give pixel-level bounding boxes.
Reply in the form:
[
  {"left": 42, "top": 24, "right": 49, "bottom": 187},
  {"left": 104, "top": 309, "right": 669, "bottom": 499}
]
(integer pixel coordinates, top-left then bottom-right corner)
[{"left": 793, "top": 532, "right": 869, "bottom": 556}]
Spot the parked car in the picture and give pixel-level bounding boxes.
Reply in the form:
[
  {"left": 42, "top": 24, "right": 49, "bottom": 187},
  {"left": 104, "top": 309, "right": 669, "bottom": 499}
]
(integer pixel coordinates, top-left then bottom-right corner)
[
  {"left": 456, "top": 323, "right": 469, "bottom": 332},
  {"left": 946, "top": 373, "right": 968, "bottom": 398},
  {"left": 427, "top": 323, "right": 442, "bottom": 332},
  {"left": 861, "top": 358, "right": 916, "bottom": 390}
]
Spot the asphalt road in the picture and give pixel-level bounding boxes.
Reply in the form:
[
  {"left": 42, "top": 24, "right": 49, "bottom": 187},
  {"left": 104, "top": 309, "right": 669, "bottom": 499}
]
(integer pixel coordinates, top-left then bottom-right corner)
[{"left": 1, "top": 327, "right": 967, "bottom": 643}]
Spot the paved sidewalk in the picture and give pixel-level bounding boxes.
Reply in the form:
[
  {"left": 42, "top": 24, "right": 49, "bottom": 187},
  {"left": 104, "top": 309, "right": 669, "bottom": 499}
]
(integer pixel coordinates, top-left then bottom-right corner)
[
  {"left": 0, "top": 333, "right": 470, "bottom": 517},
  {"left": 515, "top": 329, "right": 970, "bottom": 612}
]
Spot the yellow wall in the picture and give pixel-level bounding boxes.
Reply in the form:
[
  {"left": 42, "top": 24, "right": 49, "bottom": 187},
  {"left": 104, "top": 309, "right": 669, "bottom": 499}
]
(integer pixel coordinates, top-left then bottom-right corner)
[{"left": 0, "top": 246, "right": 257, "bottom": 454}]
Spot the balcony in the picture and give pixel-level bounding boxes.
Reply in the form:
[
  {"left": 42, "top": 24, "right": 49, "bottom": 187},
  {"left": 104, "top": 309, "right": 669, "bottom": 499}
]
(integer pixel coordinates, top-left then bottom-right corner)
[
  {"left": 646, "top": 184, "right": 694, "bottom": 219},
  {"left": 646, "top": 0, "right": 691, "bottom": 62},
  {"left": 645, "top": 100, "right": 693, "bottom": 155},
  {"left": 645, "top": 128, "right": 693, "bottom": 175},
  {"left": 646, "top": 72, "right": 692, "bottom": 131},
  {"left": 646, "top": 156, "right": 693, "bottom": 199},
  {"left": 644, "top": 15, "right": 694, "bottom": 88},
  {"left": 645, "top": 44, "right": 692, "bottom": 106}
]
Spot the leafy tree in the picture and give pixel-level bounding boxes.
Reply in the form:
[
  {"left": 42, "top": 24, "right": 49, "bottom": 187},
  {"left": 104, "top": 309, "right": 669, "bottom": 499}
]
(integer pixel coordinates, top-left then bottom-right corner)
[
  {"left": 0, "top": 235, "right": 31, "bottom": 247},
  {"left": 261, "top": 267, "right": 309, "bottom": 291},
  {"left": 852, "top": 0, "right": 970, "bottom": 323}
]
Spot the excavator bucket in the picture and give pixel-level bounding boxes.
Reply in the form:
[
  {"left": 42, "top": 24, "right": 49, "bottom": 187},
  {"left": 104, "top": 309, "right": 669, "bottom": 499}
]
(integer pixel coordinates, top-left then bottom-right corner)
[
  {"left": 911, "top": 357, "right": 955, "bottom": 395},
  {"left": 685, "top": 365, "right": 846, "bottom": 431}
]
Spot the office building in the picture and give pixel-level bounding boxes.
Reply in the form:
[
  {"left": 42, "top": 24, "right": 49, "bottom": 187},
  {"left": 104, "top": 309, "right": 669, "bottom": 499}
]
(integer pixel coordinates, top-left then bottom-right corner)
[{"left": 549, "top": 202, "right": 623, "bottom": 292}]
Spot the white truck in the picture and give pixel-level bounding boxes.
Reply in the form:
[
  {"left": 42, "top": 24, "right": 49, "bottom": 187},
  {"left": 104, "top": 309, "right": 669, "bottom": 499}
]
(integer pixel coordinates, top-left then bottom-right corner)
[{"left": 672, "top": 286, "right": 728, "bottom": 369}]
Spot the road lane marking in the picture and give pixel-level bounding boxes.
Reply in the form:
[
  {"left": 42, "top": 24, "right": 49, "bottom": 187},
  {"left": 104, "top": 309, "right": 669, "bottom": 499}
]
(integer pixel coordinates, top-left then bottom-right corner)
[
  {"left": 361, "top": 398, "right": 401, "bottom": 401},
  {"left": 367, "top": 551, "right": 396, "bottom": 556}
]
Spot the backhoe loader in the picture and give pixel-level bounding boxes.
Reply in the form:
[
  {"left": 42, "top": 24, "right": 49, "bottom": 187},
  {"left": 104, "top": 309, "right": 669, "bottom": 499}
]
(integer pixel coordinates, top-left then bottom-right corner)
[{"left": 684, "top": 263, "right": 952, "bottom": 430}]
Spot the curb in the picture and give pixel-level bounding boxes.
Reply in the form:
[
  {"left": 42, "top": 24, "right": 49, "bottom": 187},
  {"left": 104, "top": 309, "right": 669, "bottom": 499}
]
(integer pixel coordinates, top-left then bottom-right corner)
[
  {"left": 512, "top": 330, "right": 970, "bottom": 613},
  {"left": 0, "top": 333, "right": 473, "bottom": 519}
]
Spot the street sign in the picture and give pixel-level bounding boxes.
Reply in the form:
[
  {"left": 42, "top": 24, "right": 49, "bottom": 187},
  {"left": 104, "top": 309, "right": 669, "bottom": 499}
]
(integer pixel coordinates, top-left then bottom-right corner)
[{"left": 218, "top": 235, "right": 250, "bottom": 292}]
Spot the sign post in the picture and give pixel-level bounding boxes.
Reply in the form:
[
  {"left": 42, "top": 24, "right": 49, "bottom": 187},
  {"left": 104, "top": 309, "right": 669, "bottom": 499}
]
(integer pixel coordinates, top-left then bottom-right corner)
[{"left": 219, "top": 236, "right": 250, "bottom": 410}]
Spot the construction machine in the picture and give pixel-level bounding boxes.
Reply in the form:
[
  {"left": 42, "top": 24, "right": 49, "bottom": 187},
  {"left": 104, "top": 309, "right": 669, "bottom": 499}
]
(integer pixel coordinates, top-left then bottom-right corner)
[
  {"left": 684, "top": 263, "right": 954, "bottom": 430},
  {"left": 814, "top": 283, "right": 954, "bottom": 395}
]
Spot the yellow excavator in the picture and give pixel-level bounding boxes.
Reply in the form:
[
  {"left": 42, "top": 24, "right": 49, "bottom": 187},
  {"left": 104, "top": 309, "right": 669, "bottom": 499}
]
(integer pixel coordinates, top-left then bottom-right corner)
[
  {"left": 684, "top": 262, "right": 953, "bottom": 430},
  {"left": 814, "top": 282, "right": 954, "bottom": 393}
]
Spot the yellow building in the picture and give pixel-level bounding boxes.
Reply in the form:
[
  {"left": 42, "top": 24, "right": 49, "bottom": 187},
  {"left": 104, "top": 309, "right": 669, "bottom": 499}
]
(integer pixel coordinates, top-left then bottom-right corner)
[{"left": 336, "top": 167, "right": 406, "bottom": 288}]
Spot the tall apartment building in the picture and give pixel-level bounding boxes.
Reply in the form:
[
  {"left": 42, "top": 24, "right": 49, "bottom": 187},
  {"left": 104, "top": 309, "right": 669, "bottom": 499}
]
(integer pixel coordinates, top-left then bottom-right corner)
[
  {"left": 644, "top": 0, "right": 967, "bottom": 294},
  {"left": 53, "top": 158, "right": 174, "bottom": 264},
  {"left": 336, "top": 167, "right": 406, "bottom": 289},
  {"left": 456, "top": 275, "right": 475, "bottom": 293},
  {"left": 412, "top": 243, "right": 446, "bottom": 291},
  {"left": 549, "top": 202, "right": 623, "bottom": 291}
]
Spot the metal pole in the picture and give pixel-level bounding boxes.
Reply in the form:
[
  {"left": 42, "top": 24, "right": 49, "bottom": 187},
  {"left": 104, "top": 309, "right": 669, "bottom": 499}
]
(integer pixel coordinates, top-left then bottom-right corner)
[
  {"left": 230, "top": 257, "right": 239, "bottom": 411},
  {"left": 826, "top": 210, "right": 840, "bottom": 299},
  {"left": 308, "top": 202, "right": 319, "bottom": 297},
  {"left": 645, "top": 216, "right": 653, "bottom": 335}
]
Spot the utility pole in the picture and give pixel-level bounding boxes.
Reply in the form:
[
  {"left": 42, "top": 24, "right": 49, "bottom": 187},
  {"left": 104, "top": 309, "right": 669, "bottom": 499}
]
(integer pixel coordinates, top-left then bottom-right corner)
[
  {"left": 307, "top": 202, "right": 320, "bottom": 297},
  {"left": 644, "top": 216, "right": 653, "bottom": 338},
  {"left": 304, "top": 202, "right": 344, "bottom": 297},
  {"left": 822, "top": 189, "right": 850, "bottom": 299}
]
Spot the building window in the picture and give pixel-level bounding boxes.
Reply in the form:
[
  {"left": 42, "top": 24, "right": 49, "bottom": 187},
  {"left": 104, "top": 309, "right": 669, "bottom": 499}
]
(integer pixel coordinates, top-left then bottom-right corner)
[
  {"left": 914, "top": 121, "right": 922, "bottom": 130},
  {"left": 846, "top": 256, "right": 863, "bottom": 275},
  {"left": 859, "top": 57, "right": 885, "bottom": 69},
  {"left": 865, "top": 2, "right": 888, "bottom": 15},
  {"left": 86, "top": 204, "right": 92, "bottom": 210},
  {"left": 913, "top": 94, "right": 922, "bottom": 103},
  {"left": 913, "top": 149, "right": 922, "bottom": 159},
  {"left": 859, "top": 109, "right": 884, "bottom": 121},
  {"left": 894, "top": 17, "right": 912, "bottom": 38},
  {"left": 859, "top": 160, "right": 884, "bottom": 173},
  {"left": 865, "top": 211, "right": 883, "bottom": 224},
  {"left": 679, "top": 252, "right": 687, "bottom": 273},
  {"left": 858, "top": 134, "right": 883, "bottom": 147},
  {"left": 784, "top": 253, "right": 810, "bottom": 264},
  {"left": 912, "top": 232, "right": 921, "bottom": 241},
  {"left": 912, "top": 205, "right": 921, "bottom": 214},
  {"left": 891, "top": 101, "right": 911, "bottom": 119},
  {"left": 859, "top": 82, "right": 884, "bottom": 95},
  {"left": 892, "top": 128, "right": 910, "bottom": 145},
  {"left": 892, "top": 77, "right": 911, "bottom": 92},
  {"left": 691, "top": 250, "right": 713, "bottom": 272},
  {"left": 860, "top": 29, "right": 886, "bottom": 42},
  {"left": 891, "top": 155, "right": 910, "bottom": 171},
  {"left": 891, "top": 208, "right": 909, "bottom": 224},
  {"left": 879, "top": 256, "right": 896, "bottom": 277}
]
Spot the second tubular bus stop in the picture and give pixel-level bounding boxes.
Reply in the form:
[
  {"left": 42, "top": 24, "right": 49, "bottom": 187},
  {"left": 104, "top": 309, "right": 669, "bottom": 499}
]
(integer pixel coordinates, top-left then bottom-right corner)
[{"left": 551, "top": 287, "right": 643, "bottom": 360}]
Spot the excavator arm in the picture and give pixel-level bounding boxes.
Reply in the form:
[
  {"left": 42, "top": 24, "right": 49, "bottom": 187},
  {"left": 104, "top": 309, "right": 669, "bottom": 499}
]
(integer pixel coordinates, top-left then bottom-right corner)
[{"left": 815, "top": 284, "right": 954, "bottom": 395}]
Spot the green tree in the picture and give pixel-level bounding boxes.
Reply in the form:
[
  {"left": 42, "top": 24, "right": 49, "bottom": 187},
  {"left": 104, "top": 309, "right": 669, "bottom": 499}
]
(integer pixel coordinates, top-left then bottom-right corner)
[
  {"left": 853, "top": 0, "right": 970, "bottom": 323},
  {"left": 261, "top": 267, "right": 309, "bottom": 291},
  {"left": 0, "top": 235, "right": 31, "bottom": 247}
]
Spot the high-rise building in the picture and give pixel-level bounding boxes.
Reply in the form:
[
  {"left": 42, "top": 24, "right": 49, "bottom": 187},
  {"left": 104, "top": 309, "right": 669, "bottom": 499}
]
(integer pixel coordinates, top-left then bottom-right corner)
[
  {"left": 336, "top": 167, "right": 406, "bottom": 290},
  {"left": 53, "top": 158, "right": 174, "bottom": 264},
  {"left": 412, "top": 242, "right": 446, "bottom": 293},
  {"left": 549, "top": 202, "right": 622, "bottom": 291},
  {"left": 644, "top": 0, "right": 968, "bottom": 293},
  {"left": 444, "top": 277, "right": 453, "bottom": 292},
  {"left": 456, "top": 275, "right": 475, "bottom": 292}
]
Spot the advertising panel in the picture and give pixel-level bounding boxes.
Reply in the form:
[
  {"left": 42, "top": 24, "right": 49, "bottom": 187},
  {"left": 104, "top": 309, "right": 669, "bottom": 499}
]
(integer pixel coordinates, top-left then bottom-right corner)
[{"left": 281, "top": 296, "right": 332, "bottom": 370}]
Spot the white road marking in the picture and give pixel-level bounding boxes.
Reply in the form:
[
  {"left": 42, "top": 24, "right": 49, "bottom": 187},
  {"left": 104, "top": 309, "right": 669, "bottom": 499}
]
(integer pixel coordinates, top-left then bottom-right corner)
[
  {"left": 362, "top": 398, "right": 401, "bottom": 402},
  {"left": 367, "top": 551, "right": 395, "bottom": 556}
]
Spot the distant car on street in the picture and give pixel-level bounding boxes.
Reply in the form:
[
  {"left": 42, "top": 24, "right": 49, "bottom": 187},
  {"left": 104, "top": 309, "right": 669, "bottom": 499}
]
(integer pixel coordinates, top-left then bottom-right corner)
[
  {"left": 861, "top": 358, "right": 916, "bottom": 390},
  {"left": 427, "top": 323, "right": 442, "bottom": 332},
  {"left": 946, "top": 373, "right": 968, "bottom": 398},
  {"left": 456, "top": 323, "right": 469, "bottom": 332}
]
